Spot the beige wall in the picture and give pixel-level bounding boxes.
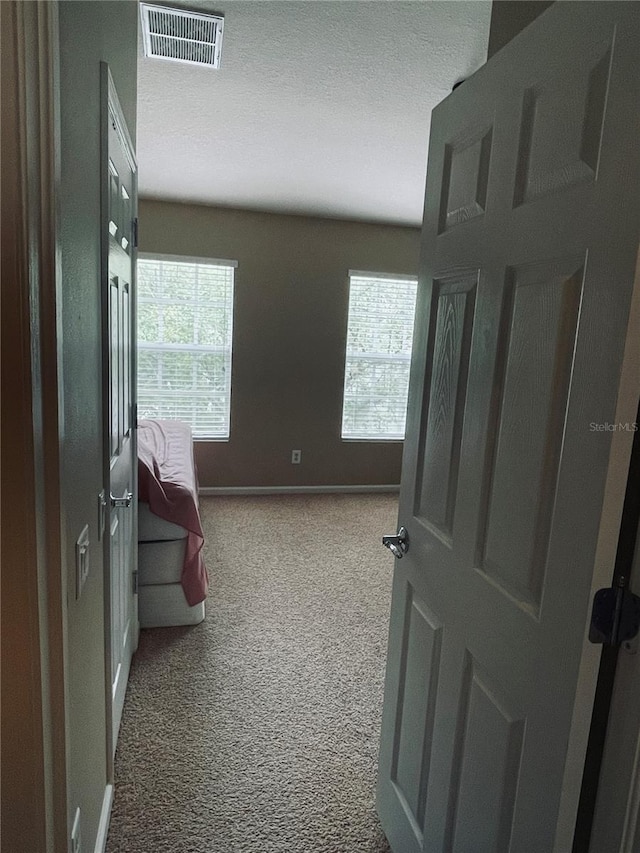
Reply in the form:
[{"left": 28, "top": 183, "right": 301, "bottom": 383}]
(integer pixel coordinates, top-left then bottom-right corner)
[
  {"left": 58, "top": 2, "right": 138, "bottom": 850},
  {"left": 139, "top": 201, "right": 421, "bottom": 488},
  {"left": 488, "top": 0, "right": 553, "bottom": 58}
]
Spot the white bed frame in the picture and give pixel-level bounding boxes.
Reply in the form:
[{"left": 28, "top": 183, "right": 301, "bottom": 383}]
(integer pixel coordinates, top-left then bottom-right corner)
[{"left": 137, "top": 431, "right": 206, "bottom": 628}]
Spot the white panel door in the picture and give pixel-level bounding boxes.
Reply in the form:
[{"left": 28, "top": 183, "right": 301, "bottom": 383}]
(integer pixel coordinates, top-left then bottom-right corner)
[
  {"left": 102, "top": 66, "right": 138, "bottom": 756},
  {"left": 377, "top": 5, "right": 640, "bottom": 852}
]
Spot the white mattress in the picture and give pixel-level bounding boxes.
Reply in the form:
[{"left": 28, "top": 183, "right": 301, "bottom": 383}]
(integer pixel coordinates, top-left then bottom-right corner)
[
  {"left": 138, "top": 501, "right": 188, "bottom": 542},
  {"left": 138, "top": 539, "right": 186, "bottom": 586},
  {"left": 138, "top": 583, "right": 205, "bottom": 628}
]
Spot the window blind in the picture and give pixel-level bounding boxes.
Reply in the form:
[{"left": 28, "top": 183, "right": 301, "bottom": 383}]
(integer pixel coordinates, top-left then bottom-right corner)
[
  {"left": 137, "top": 256, "right": 234, "bottom": 438},
  {"left": 341, "top": 273, "right": 418, "bottom": 440}
]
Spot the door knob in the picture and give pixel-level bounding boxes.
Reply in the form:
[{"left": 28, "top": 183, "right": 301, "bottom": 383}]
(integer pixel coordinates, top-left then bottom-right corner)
[
  {"left": 110, "top": 491, "right": 133, "bottom": 508},
  {"left": 383, "top": 526, "right": 409, "bottom": 559}
]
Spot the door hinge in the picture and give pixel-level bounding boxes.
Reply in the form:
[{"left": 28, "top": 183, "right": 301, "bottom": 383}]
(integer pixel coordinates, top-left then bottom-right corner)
[
  {"left": 132, "top": 569, "right": 139, "bottom": 595},
  {"left": 98, "top": 489, "right": 107, "bottom": 540},
  {"left": 132, "top": 217, "right": 138, "bottom": 248},
  {"left": 589, "top": 576, "right": 640, "bottom": 647}
]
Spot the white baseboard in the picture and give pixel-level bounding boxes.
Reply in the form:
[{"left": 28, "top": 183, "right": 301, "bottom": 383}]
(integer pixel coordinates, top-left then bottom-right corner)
[
  {"left": 199, "top": 484, "right": 400, "bottom": 496},
  {"left": 94, "top": 784, "right": 113, "bottom": 853}
]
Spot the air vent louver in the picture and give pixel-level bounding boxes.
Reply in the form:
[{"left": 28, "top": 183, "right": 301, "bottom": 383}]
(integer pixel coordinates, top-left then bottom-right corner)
[{"left": 140, "top": 4, "right": 224, "bottom": 68}]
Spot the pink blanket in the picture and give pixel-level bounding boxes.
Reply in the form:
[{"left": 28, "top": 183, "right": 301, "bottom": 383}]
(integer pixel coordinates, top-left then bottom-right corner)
[{"left": 137, "top": 419, "right": 208, "bottom": 606}]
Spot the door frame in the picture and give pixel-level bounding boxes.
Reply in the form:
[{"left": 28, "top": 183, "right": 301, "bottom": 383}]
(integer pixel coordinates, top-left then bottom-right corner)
[
  {"left": 557, "top": 245, "right": 640, "bottom": 850},
  {"left": 587, "top": 253, "right": 640, "bottom": 852},
  {"left": 588, "top": 416, "right": 640, "bottom": 852},
  {"left": 2, "top": 1, "right": 69, "bottom": 851},
  {"left": 99, "top": 61, "right": 139, "bottom": 782}
]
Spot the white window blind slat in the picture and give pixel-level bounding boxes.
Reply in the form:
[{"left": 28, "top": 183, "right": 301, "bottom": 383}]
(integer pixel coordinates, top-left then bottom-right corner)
[
  {"left": 137, "top": 257, "right": 234, "bottom": 439},
  {"left": 341, "top": 274, "right": 418, "bottom": 440}
]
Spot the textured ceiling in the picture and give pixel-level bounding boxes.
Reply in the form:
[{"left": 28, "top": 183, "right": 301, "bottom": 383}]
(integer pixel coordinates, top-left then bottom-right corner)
[{"left": 137, "top": 1, "right": 491, "bottom": 226}]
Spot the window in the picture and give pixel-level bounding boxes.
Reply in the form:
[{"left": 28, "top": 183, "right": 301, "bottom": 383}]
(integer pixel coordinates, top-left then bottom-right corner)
[
  {"left": 137, "top": 254, "right": 235, "bottom": 439},
  {"left": 341, "top": 271, "right": 418, "bottom": 440}
]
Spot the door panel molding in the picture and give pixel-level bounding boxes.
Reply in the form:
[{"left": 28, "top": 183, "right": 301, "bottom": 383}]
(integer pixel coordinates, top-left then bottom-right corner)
[
  {"left": 415, "top": 271, "right": 478, "bottom": 543},
  {"left": 478, "top": 257, "right": 585, "bottom": 618},
  {"left": 439, "top": 124, "right": 494, "bottom": 233},
  {"left": 445, "top": 652, "right": 525, "bottom": 853},
  {"left": 390, "top": 585, "right": 443, "bottom": 834},
  {"left": 513, "top": 37, "right": 614, "bottom": 208}
]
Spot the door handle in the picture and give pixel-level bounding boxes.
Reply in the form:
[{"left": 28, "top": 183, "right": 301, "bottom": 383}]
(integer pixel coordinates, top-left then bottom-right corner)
[
  {"left": 110, "top": 491, "right": 133, "bottom": 508},
  {"left": 382, "top": 526, "right": 409, "bottom": 559}
]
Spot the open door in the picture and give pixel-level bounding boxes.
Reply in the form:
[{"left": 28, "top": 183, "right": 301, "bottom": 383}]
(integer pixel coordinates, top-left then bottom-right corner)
[
  {"left": 377, "top": 4, "right": 640, "bottom": 852},
  {"left": 101, "top": 65, "right": 138, "bottom": 760}
]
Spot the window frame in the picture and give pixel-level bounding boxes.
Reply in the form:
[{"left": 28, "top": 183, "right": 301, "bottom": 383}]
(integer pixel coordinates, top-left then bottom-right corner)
[
  {"left": 341, "top": 269, "right": 418, "bottom": 443},
  {"left": 137, "top": 252, "right": 237, "bottom": 441}
]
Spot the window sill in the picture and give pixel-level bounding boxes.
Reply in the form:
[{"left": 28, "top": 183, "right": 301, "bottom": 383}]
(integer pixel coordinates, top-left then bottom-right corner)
[{"left": 341, "top": 437, "right": 405, "bottom": 443}]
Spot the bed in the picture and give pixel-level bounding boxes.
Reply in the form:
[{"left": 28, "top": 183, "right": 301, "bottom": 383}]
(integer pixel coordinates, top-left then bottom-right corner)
[{"left": 137, "top": 419, "right": 208, "bottom": 628}]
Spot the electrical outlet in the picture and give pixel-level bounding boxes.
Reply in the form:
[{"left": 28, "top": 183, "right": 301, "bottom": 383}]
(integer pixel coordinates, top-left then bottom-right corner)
[
  {"left": 75, "top": 525, "right": 90, "bottom": 601},
  {"left": 291, "top": 449, "right": 301, "bottom": 464},
  {"left": 71, "top": 807, "right": 81, "bottom": 853}
]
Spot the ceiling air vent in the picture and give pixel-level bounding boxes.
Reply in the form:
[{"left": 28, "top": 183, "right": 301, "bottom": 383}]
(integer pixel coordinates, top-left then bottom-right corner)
[{"left": 140, "top": 3, "right": 224, "bottom": 69}]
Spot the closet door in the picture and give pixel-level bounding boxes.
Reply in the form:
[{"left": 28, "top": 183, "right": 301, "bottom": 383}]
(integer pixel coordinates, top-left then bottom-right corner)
[{"left": 101, "top": 64, "right": 138, "bottom": 758}]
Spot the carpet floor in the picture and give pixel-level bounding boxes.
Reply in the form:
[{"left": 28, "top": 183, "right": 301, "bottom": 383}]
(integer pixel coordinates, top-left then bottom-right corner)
[{"left": 106, "top": 493, "right": 397, "bottom": 853}]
